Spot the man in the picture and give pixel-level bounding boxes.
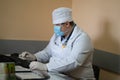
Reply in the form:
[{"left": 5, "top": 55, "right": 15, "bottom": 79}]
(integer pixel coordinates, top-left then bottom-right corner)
[{"left": 19, "top": 7, "right": 95, "bottom": 80}]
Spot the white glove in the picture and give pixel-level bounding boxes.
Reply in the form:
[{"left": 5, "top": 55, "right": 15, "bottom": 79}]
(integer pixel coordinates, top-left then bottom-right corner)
[
  {"left": 19, "top": 51, "right": 36, "bottom": 61},
  {"left": 29, "top": 61, "right": 47, "bottom": 71}
]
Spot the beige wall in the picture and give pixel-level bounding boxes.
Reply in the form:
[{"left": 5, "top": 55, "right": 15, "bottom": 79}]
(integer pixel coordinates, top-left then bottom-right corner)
[
  {"left": 72, "top": 0, "right": 120, "bottom": 55},
  {"left": 0, "top": 0, "right": 72, "bottom": 41},
  {"left": 72, "top": 0, "right": 120, "bottom": 80}
]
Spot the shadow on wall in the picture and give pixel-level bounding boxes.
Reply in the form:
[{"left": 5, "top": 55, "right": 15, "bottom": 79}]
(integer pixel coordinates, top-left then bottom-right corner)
[{"left": 94, "top": 18, "right": 119, "bottom": 53}]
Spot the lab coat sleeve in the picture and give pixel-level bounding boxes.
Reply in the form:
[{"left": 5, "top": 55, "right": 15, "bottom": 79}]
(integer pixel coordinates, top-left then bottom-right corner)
[
  {"left": 34, "top": 43, "right": 51, "bottom": 63},
  {"left": 34, "top": 34, "right": 56, "bottom": 63},
  {"left": 71, "top": 33, "right": 94, "bottom": 66},
  {"left": 46, "top": 33, "right": 93, "bottom": 72}
]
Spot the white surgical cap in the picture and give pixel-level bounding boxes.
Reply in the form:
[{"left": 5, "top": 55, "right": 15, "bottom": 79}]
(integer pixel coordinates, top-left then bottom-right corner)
[{"left": 52, "top": 7, "right": 73, "bottom": 24}]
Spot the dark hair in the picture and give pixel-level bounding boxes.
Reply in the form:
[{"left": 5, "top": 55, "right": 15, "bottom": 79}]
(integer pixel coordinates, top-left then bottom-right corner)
[
  {"left": 69, "top": 21, "right": 75, "bottom": 27},
  {"left": 61, "top": 21, "right": 75, "bottom": 27}
]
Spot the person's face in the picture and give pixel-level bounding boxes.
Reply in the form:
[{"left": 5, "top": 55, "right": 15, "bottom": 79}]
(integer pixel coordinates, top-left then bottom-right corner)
[{"left": 54, "top": 22, "right": 71, "bottom": 36}]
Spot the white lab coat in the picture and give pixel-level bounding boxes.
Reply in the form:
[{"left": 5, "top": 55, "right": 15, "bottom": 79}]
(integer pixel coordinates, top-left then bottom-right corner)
[{"left": 35, "top": 25, "right": 95, "bottom": 79}]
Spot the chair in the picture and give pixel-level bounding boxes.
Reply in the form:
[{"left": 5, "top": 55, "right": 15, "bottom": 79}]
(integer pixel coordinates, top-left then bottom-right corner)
[{"left": 93, "top": 64, "right": 100, "bottom": 80}]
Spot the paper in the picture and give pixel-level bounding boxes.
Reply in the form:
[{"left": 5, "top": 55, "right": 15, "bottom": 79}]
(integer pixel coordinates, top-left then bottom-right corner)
[
  {"left": 15, "top": 66, "right": 46, "bottom": 80},
  {"left": 15, "top": 72, "right": 45, "bottom": 80},
  {"left": 15, "top": 66, "right": 30, "bottom": 72}
]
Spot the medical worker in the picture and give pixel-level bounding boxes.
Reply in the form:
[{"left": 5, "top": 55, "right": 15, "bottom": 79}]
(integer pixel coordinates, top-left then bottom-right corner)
[{"left": 19, "top": 7, "right": 95, "bottom": 80}]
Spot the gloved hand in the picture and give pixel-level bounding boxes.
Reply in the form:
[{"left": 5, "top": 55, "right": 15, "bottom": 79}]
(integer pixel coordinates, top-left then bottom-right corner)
[
  {"left": 19, "top": 51, "right": 36, "bottom": 61},
  {"left": 29, "top": 61, "right": 47, "bottom": 71}
]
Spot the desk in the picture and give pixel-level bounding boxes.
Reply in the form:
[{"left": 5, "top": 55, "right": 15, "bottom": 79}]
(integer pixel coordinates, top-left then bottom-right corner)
[
  {"left": 15, "top": 72, "right": 73, "bottom": 80},
  {"left": 15, "top": 66, "right": 73, "bottom": 80}
]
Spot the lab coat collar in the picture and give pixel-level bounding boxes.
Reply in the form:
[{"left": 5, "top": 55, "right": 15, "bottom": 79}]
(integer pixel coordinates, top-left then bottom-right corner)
[{"left": 69, "top": 25, "right": 83, "bottom": 40}]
